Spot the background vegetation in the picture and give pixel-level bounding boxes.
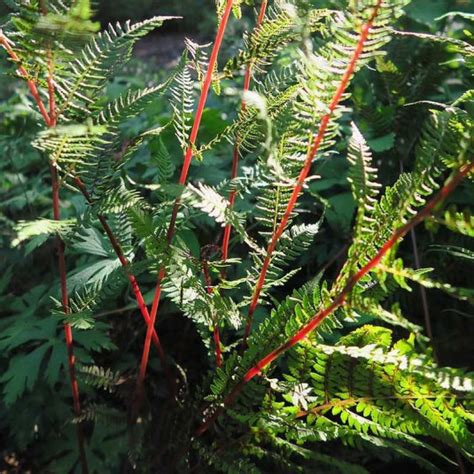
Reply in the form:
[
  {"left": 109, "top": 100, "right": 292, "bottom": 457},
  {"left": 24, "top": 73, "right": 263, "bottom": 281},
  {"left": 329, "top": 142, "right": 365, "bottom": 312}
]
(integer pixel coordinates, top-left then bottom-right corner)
[{"left": 0, "top": 0, "right": 473, "bottom": 472}]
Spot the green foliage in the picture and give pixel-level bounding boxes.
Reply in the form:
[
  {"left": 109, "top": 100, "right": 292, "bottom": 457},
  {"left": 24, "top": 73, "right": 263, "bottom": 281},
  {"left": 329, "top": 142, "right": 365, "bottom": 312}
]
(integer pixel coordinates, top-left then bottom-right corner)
[{"left": 0, "top": 0, "right": 473, "bottom": 472}]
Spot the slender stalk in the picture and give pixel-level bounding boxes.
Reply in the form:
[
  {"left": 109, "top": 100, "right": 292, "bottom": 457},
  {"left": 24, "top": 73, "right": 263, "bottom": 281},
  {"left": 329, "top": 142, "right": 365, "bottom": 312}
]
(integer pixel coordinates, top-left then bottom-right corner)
[
  {"left": 242, "top": 1, "right": 383, "bottom": 346},
  {"left": 73, "top": 177, "right": 176, "bottom": 397},
  {"left": 0, "top": 34, "right": 51, "bottom": 126},
  {"left": 45, "top": 43, "right": 88, "bottom": 474},
  {"left": 221, "top": 0, "right": 268, "bottom": 262},
  {"left": 46, "top": 51, "right": 56, "bottom": 125},
  {"left": 196, "top": 161, "right": 474, "bottom": 435},
  {"left": 136, "top": 0, "right": 235, "bottom": 397},
  {"left": 410, "top": 228, "right": 437, "bottom": 357},
  {"left": 399, "top": 160, "right": 437, "bottom": 360},
  {"left": 50, "top": 166, "right": 89, "bottom": 474}
]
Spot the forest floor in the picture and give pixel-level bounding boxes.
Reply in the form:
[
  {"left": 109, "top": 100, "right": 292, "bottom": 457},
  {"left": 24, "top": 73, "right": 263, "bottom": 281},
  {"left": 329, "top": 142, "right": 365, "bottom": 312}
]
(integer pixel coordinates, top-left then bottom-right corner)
[{"left": 134, "top": 32, "right": 198, "bottom": 68}]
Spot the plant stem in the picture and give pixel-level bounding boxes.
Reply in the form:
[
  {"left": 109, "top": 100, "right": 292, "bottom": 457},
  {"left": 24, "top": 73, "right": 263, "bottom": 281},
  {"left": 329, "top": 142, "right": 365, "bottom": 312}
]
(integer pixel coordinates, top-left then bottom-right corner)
[
  {"left": 0, "top": 34, "right": 52, "bottom": 126},
  {"left": 45, "top": 45, "right": 89, "bottom": 473},
  {"left": 196, "top": 161, "right": 474, "bottom": 435},
  {"left": 136, "top": 0, "right": 235, "bottom": 399},
  {"left": 73, "top": 177, "right": 176, "bottom": 397},
  {"left": 399, "top": 159, "right": 437, "bottom": 361},
  {"left": 242, "top": 1, "right": 383, "bottom": 346},
  {"left": 221, "top": 0, "right": 268, "bottom": 262},
  {"left": 50, "top": 165, "right": 89, "bottom": 474}
]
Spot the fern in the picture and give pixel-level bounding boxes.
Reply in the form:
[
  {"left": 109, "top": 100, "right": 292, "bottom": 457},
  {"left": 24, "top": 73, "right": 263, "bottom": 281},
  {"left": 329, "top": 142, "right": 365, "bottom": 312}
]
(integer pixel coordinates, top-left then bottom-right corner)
[
  {"left": 1, "top": 0, "right": 474, "bottom": 472},
  {"left": 79, "top": 365, "right": 122, "bottom": 393},
  {"left": 339, "top": 109, "right": 472, "bottom": 287},
  {"left": 55, "top": 16, "right": 175, "bottom": 118}
]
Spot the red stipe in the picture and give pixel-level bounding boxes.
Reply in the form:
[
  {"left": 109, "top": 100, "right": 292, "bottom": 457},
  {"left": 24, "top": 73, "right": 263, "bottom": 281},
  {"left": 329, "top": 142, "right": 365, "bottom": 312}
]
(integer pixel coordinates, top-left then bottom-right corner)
[
  {"left": 47, "top": 52, "right": 88, "bottom": 473},
  {"left": 212, "top": 326, "right": 223, "bottom": 367},
  {"left": 39, "top": 23, "right": 88, "bottom": 469},
  {"left": 0, "top": 35, "right": 52, "bottom": 126},
  {"left": 222, "top": 0, "right": 268, "bottom": 262},
  {"left": 242, "top": 1, "right": 383, "bottom": 346},
  {"left": 138, "top": 267, "right": 166, "bottom": 386},
  {"left": 50, "top": 165, "right": 89, "bottom": 474},
  {"left": 137, "top": 0, "right": 235, "bottom": 396},
  {"left": 50, "top": 165, "right": 78, "bottom": 409},
  {"left": 47, "top": 52, "right": 56, "bottom": 126},
  {"left": 73, "top": 177, "right": 176, "bottom": 397},
  {"left": 196, "top": 161, "right": 474, "bottom": 436}
]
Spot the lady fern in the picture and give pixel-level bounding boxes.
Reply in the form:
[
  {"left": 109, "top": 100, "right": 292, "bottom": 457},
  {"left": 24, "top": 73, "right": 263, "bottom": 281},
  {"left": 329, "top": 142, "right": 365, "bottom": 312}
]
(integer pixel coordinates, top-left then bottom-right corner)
[{"left": 1, "top": 0, "right": 473, "bottom": 472}]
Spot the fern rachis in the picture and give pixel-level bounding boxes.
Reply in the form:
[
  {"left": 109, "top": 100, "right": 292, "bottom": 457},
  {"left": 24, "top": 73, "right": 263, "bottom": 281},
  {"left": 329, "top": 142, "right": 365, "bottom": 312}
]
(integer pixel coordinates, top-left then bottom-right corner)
[{"left": 221, "top": 0, "right": 269, "bottom": 263}]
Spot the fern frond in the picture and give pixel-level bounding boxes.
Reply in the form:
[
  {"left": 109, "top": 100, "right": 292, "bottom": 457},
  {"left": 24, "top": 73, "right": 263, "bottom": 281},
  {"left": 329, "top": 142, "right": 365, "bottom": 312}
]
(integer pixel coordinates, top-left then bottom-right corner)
[
  {"left": 55, "top": 16, "right": 175, "bottom": 118},
  {"left": 184, "top": 182, "right": 247, "bottom": 239},
  {"left": 376, "top": 260, "right": 474, "bottom": 304},
  {"left": 170, "top": 58, "right": 195, "bottom": 151},
  {"left": 223, "top": 6, "right": 331, "bottom": 78},
  {"left": 79, "top": 365, "right": 122, "bottom": 392},
  {"left": 339, "top": 109, "right": 471, "bottom": 287},
  {"left": 347, "top": 123, "right": 381, "bottom": 241},
  {"left": 12, "top": 217, "right": 76, "bottom": 246},
  {"left": 284, "top": 327, "right": 474, "bottom": 458},
  {"left": 435, "top": 205, "right": 474, "bottom": 237},
  {"left": 72, "top": 402, "right": 125, "bottom": 425},
  {"left": 246, "top": 222, "right": 321, "bottom": 304},
  {"left": 96, "top": 82, "right": 171, "bottom": 127}
]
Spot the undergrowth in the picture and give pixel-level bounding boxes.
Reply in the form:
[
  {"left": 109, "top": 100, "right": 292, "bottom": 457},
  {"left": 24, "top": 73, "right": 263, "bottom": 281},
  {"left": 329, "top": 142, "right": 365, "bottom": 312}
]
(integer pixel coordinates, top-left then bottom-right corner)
[{"left": 0, "top": 0, "right": 473, "bottom": 472}]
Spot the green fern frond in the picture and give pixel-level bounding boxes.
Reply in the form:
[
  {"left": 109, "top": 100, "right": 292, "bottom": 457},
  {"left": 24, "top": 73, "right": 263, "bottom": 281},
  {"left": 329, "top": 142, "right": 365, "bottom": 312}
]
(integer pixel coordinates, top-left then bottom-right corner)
[
  {"left": 96, "top": 82, "right": 171, "bottom": 127},
  {"left": 72, "top": 402, "right": 125, "bottom": 425},
  {"left": 435, "top": 205, "right": 474, "bottom": 237},
  {"left": 55, "top": 16, "right": 175, "bottom": 118},
  {"left": 12, "top": 218, "right": 76, "bottom": 247},
  {"left": 281, "top": 326, "right": 474, "bottom": 460},
  {"left": 347, "top": 123, "right": 381, "bottom": 242},
  {"left": 223, "top": 6, "right": 331, "bottom": 78},
  {"left": 170, "top": 58, "right": 195, "bottom": 152},
  {"left": 339, "top": 109, "right": 471, "bottom": 288},
  {"left": 375, "top": 259, "right": 474, "bottom": 304},
  {"left": 246, "top": 222, "right": 321, "bottom": 304},
  {"left": 184, "top": 182, "right": 247, "bottom": 239},
  {"left": 79, "top": 365, "right": 122, "bottom": 392}
]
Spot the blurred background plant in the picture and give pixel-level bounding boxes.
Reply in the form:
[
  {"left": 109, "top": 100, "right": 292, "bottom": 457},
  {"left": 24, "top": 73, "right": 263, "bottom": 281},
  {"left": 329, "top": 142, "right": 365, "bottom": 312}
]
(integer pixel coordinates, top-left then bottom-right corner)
[{"left": 0, "top": 0, "right": 473, "bottom": 472}]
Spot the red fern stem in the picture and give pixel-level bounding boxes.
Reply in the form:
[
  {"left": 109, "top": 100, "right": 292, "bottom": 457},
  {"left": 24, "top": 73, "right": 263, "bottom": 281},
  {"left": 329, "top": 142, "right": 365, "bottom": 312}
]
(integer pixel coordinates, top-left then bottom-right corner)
[
  {"left": 73, "top": 177, "right": 176, "bottom": 397},
  {"left": 222, "top": 0, "right": 268, "bottom": 262},
  {"left": 46, "top": 50, "right": 56, "bottom": 126},
  {"left": 1, "top": 23, "right": 89, "bottom": 469},
  {"left": 0, "top": 34, "right": 52, "bottom": 126},
  {"left": 45, "top": 47, "right": 88, "bottom": 473},
  {"left": 242, "top": 1, "right": 383, "bottom": 346},
  {"left": 196, "top": 160, "right": 474, "bottom": 436},
  {"left": 50, "top": 167, "right": 89, "bottom": 474},
  {"left": 137, "top": 0, "right": 235, "bottom": 393}
]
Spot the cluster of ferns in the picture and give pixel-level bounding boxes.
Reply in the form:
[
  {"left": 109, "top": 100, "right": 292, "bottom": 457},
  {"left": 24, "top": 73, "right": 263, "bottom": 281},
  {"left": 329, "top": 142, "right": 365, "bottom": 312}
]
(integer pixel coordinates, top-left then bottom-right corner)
[{"left": 0, "top": 0, "right": 473, "bottom": 472}]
